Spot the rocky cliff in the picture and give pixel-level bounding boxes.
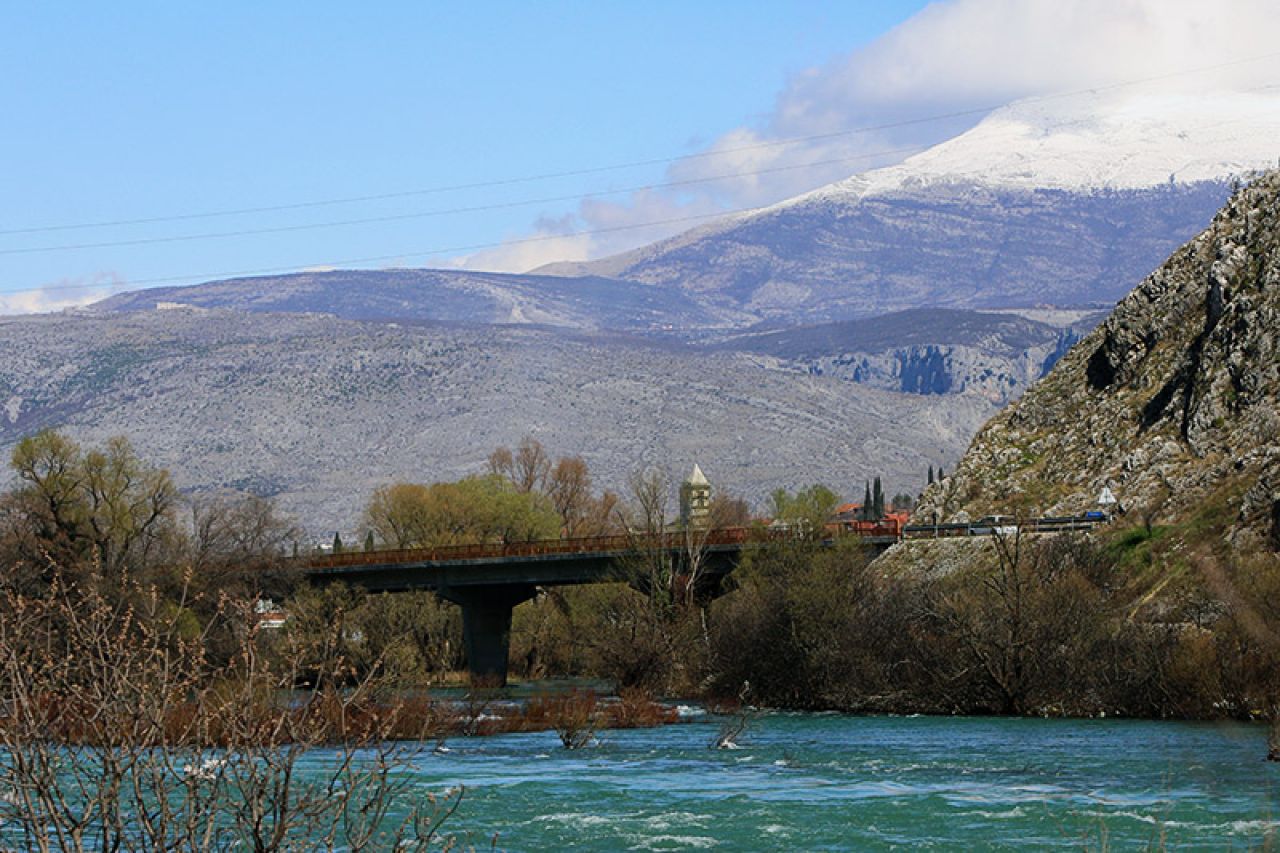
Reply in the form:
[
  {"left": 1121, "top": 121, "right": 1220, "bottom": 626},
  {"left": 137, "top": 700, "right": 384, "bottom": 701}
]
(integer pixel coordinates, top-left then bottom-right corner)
[
  {"left": 916, "top": 171, "right": 1280, "bottom": 551},
  {"left": 712, "top": 308, "right": 1095, "bottom": 405}
]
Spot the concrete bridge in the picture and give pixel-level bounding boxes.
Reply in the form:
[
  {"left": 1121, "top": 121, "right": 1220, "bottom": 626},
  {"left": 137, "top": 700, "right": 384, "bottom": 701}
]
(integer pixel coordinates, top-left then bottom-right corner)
[
  {"left": 303, "top": 527, "right": 865, "bottom": 684},
  {"left": 303, "top": 516, "right": 1105, "bottom": 684}
]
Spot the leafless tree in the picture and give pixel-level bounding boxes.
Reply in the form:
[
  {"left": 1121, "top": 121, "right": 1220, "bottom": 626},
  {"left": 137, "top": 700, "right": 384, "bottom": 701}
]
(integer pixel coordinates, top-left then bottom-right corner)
[
  {"left": 548, "top": 456, "right": 592, "bottom": 537},
  {"left": 617, "top": 468, "right": 674, "bottom": 600},
  {"left": 0, "top": 573, "right": 470, "bottom": 851},
  {"left": 186, "top": 491, "right": 300, "bottom": 600},
  {"left": 486, "top": 446, "right": 514, "bottom": 480},
  {"left": 924, "top": 520, "right": 1038, "bottom": 714}
]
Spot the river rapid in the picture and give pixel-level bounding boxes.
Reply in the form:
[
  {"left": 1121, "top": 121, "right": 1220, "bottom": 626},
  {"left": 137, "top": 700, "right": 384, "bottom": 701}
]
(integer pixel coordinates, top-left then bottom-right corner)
[{"left": 303, "top": 711, "right": 1277, "bottom": 850}]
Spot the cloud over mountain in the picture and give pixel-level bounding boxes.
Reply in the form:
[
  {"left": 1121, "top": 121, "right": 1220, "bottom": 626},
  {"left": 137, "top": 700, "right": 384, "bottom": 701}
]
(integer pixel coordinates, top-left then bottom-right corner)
[{"left": 461, "top": 0, "right": 1280, "bottom": 273}]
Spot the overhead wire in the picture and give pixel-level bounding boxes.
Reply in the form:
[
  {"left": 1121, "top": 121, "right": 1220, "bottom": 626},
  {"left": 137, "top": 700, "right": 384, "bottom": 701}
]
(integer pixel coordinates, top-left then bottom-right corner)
[
  {"left": 0, "top": 144, "right": 928, "bottom": 256},
  {"left": 3, "top": 52, "right": 1280, "bottom": 300},
  {"left": 3, "top": 47, "right": 1279, "bottom": 238}
]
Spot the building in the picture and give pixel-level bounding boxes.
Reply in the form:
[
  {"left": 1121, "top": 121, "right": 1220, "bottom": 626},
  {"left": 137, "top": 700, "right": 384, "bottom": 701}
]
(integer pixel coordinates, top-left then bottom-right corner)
[{"left": 679, "top": 464, "right": 712, "bottom": 528}]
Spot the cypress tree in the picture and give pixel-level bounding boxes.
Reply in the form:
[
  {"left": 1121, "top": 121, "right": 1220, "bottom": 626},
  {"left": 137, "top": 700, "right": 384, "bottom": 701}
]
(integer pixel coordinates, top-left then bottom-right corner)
[
  {"left": 332, "top": 531, "right": 343, "bottom": 553},
  {"left": 862, "top": 481, "right": 872, "bottom": 521},
  {"left": 928, "top": 465, "right": 935, "bottom": 485},
  {"left": 938, "top": 467, "right": 945, "bottom": 480},
  {"left": 873, "top": 476, "right": 884, "bottom": 520},
  {"left": 364, "top": 530, "right": 375, "bottom": 552}
]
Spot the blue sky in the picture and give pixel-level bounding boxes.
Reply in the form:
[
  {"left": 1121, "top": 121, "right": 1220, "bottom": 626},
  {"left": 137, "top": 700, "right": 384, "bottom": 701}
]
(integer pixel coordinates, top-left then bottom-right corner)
[
  {"left": 0, "top": 2, "right": 928, "bottom": 309},
  {"left": 3, "top": 1, "right": 1275, "bottom": 312}
]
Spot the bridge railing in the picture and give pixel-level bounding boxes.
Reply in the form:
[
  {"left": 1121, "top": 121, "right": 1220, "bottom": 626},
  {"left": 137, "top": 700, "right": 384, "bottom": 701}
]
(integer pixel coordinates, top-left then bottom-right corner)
[{"left": 304, "top": 514, "right": 1110, "bottom": 571}]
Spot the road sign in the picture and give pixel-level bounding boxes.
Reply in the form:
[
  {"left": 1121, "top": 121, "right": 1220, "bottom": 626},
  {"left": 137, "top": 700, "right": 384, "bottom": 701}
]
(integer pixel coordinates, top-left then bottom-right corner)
[{"left": 1097, "top": 486, "right": 1117, "bottom": 506}]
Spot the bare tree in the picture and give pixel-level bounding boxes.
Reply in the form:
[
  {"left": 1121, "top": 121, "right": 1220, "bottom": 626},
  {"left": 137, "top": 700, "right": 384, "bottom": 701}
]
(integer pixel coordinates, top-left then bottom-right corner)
[
  {"left": 489, "top": 437, "right": 553, "bottom": 495},
  {"left": 925, "top": 521, "right": 1036, "bottom": 714},
  {"left": 186, "top": 491, "right": 300, "bottom": 600},
  {"left": 548, "top": 456, "right": 592, "bottom": 537},
  {"left": 486, "top": 446, "right": 514, "bottom": 480},
  {"left": 618, "top": 467, "right": 673, "bottom": 599},
  {"left": 0, "top": 573, "right": 470, "bottom": 850},
  {"left": 511, "top": 437, "right": 551, "bottom": 494}
]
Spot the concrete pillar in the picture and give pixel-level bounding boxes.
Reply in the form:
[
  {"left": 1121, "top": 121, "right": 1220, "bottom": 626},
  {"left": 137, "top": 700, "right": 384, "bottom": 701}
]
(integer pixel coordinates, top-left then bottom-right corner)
[{"left": 446, "top": 585, "right": 536, "bottom": 687}]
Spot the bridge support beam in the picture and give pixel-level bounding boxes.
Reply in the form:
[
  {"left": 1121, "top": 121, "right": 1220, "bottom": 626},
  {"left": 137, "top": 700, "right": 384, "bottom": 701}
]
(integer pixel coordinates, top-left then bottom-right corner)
[{"left": 444, "top": 584, "right": 537, "bottom": 687}]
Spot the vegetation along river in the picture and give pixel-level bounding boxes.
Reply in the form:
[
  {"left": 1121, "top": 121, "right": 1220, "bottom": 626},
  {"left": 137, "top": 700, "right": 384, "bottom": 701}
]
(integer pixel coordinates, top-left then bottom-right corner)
[{"left": 306, "top": 712, "right": 1276, "bottom": 849}]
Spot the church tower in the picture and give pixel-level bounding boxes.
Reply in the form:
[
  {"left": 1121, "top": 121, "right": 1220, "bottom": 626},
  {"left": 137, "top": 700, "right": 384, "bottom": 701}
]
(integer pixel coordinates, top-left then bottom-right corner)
[{"left": 679, "top": 463, "right": 712, "bottom": 528}]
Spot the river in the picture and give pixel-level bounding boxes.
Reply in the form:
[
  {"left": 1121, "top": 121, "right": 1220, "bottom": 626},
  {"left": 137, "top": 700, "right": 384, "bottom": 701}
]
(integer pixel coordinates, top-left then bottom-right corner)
[{"left": 304, "top": 711, "right": 1277, "bottom": 850}]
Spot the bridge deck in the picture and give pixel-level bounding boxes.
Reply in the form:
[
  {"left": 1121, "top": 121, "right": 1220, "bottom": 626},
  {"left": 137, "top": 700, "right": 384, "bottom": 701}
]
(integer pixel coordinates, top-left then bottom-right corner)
[
  {"left": 308, "top": 528, "right": 749, "bottom": 567},
  {"left": 304, "top": 516, "right": 1106, "bottom": 580}
]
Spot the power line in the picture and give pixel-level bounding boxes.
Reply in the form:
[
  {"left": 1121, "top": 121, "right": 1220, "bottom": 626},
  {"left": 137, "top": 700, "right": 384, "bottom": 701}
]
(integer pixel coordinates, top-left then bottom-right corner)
[
  {"left": 3, "top": 48, "right": 1279, "bottom": 238},
  {"left": 0, "top": 145, "right": 928, "bottom": 256},
  {"left": 3, "top": 103, "right": 1272, "bottom": 259},
  {"left": 6, "top": 59, "right": 1280, "bottom": 302},
  {"left": 17, "top": 124, "right": 1278, "bottom": 304},
  {"left": 8, "top": 112, "right": 1280, "bottom": 301}
]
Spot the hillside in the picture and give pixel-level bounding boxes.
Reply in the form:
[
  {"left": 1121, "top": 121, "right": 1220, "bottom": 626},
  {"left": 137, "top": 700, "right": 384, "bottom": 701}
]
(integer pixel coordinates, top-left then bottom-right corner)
[
  {"left": 916, "top": 170, "right": 1280, "bottom": 552},
  {"left": 0, "top": 309, "right": 991, "bottom": 533}
]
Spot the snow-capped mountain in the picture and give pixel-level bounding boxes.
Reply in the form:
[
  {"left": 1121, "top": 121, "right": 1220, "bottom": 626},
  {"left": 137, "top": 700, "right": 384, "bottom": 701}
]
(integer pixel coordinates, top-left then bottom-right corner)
[
  {"left": 802, "top": 91, "right": 1280, "bottom": 199},
  {"left": 539, "top": 91, "right": 1280, "bottom": 325}
]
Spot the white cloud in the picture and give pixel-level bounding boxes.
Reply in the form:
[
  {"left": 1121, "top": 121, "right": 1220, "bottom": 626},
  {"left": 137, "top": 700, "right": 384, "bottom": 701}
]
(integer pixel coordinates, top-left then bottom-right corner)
[
  {"left": 0, "top": 273, "right": 125, "bottom": 316},
  {"left": 464, "top": 0, "right": 1280, "bottom": 274},
  {"left": 453, "top": 231, "right": 596, "bottom": 274}
]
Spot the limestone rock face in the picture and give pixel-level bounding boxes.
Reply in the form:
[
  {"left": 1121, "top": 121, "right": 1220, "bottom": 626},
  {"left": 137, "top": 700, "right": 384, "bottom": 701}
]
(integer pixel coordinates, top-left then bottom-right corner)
[{"left": 915, "top": 172, "right": 1280, "bottom": 549}]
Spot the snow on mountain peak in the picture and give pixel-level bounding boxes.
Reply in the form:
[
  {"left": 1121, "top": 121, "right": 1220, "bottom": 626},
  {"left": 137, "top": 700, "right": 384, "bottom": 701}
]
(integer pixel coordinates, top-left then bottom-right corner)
[{"left": 793, "top": 90, "right": 1280, "bottom": 206}]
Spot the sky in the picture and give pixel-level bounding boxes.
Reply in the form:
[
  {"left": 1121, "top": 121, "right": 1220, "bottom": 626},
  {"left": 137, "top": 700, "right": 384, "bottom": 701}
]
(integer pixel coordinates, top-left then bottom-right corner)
[{"left": 3, "top": 1, "right": 1279, "bottom": 314}]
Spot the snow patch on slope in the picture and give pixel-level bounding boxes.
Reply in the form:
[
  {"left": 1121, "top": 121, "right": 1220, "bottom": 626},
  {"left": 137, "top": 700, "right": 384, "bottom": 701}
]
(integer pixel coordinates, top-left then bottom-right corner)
[{"left": 790, "top": 91, "right": 1280, "bottom": 207}]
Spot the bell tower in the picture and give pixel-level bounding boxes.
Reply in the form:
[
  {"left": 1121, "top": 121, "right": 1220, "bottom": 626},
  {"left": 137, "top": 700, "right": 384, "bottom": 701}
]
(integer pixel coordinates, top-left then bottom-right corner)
[{"left": 679, "top": 464, "right": 712, "bottom": 528}]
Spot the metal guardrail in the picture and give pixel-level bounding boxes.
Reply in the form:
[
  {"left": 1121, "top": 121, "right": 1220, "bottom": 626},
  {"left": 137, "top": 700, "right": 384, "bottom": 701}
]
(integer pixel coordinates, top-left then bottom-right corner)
[{"left": 901, "top": 515, "right": 1109, "bottom": 539}]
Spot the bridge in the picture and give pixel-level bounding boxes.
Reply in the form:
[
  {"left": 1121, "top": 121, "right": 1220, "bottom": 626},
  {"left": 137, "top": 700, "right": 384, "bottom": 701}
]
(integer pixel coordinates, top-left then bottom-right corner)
[
  {"left": 304, "top": 527, "right": 794, "bottom": 683},
  {"left": 303, "top": 516, "right": 1106, "bottom": 684}
]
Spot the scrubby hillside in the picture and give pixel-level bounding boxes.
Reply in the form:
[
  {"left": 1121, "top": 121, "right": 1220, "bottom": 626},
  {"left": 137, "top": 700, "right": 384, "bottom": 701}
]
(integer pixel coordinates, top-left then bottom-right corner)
[
  {"left": 0, "top": 309, "right": 988, "bottom": 532},
  {"left": 917, "top": 171, "right": 1280, "bottom": 552}
]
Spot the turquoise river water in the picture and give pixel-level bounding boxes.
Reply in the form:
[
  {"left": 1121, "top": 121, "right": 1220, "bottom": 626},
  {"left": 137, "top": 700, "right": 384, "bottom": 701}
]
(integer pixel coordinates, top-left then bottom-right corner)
[{"left": 304, "top": 711, "right": 1277, "bottom": 850}]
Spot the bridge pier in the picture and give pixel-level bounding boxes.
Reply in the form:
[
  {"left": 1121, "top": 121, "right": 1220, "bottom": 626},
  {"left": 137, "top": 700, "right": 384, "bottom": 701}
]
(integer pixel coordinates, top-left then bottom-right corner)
[{"left": 443, "top": 584, "right": 537, "bottom": 687}]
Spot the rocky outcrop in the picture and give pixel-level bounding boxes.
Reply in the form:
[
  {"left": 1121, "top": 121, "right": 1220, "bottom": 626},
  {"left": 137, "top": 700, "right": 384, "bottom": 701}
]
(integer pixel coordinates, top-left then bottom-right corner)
[
  {"left": 916, "top": 172, "right": 1280, "bottom": 550},
  {"left": 712, "top": 308, "right": 1097, "bottom": 404}
]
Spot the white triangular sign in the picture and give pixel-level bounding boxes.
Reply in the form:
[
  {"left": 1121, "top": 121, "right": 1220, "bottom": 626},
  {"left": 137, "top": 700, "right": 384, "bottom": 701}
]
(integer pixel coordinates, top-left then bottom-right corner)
[{"left": 1097, "top": 486, "right": 1117, "bottom": 505}]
